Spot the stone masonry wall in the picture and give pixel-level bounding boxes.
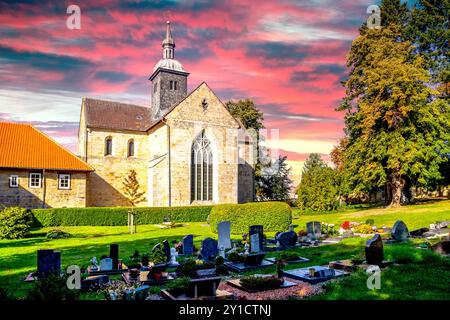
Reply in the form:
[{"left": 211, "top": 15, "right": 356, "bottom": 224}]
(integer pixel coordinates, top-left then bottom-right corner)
[
  {"left": 0, "top": 169, "right": 87, "bottom": 208},
  {"left": 85, "top": 129, "right": 149, "bottom": 207}
]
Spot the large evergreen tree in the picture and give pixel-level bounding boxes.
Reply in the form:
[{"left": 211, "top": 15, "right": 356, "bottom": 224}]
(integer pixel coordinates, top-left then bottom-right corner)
[
  {"left": 256, "top": 155, "right": 293, "bottom": 201},
  {"left": 297, "top": 154, "right": 338, "bottom": 211},
  {"left": 338, "top": 23, "right": 449, "bottom": 206}
]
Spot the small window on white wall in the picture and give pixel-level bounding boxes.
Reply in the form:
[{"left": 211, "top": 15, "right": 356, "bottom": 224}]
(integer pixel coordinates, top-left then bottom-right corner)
[
  {"left": 58, "top": 174, "right": 71, "bottom": 190},
  {"left": 29, "top": 173, "right": 42, "bottom": 188},
  {"left": 9, "top": 175, "right": 19, "bottom": 188}
]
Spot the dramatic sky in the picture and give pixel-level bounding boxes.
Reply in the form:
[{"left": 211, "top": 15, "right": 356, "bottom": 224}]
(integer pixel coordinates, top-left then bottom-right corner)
[{"left": 0, "top": 0, "right": 389, "bottom": 184}]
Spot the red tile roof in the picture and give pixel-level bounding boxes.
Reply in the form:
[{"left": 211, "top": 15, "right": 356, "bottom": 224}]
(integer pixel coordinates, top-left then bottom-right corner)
[{"left": 0, "top": 122, "right": 93, "bottom": 172}]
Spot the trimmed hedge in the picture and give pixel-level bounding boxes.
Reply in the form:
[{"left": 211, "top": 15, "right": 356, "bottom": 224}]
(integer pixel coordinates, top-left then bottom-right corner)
[
  {"left": 32, "top": 205, "right": 213, "bottom": 227},
  {"left": 209, "top": 202, "right": 292, "bottom": 234}
]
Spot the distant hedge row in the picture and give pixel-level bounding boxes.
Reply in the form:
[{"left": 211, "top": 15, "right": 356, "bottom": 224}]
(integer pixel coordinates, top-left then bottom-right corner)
[
  {"left": 32, "top": 205, "right": 213, "bottom": 227},
  {"left": 209, "top": 202, "right": 292, "bottom": 234}
]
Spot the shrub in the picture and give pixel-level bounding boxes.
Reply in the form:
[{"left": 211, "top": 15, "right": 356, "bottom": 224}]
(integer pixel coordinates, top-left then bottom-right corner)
[
  {"left": 26, "top": 273, "right": 79, "bottom": 301},
  {"left": 0, "top": 207, "right": 33, "bottom": 239},
  {"left": 209, "top": 202, "right": 291, "bottom": 234},
  {"left": 46, "top": 229, "right": 71, "bottom": 239},
  {"left": 32, "top": 205, "right": 213, "bottom": 227},
  {"left": 279, "top": 252, "right": 300, "bottom": 261},
  {"left": 165, "top": 277, "right": 190, "bottom": 296},
  {"left": 148, "top": 246, "right": 167, "bottom": 265},
  {"left": 352, "top": 224, "right": 374, "bottom": 234},
  {"left": 0, "top": 287, "right": 13, "bottom": 300},
  {"left": 239, "top": 275, "right": 283, "bottom": 290},
  {"left": 176, "top": 259, "right": 198, "bottom": 278}
]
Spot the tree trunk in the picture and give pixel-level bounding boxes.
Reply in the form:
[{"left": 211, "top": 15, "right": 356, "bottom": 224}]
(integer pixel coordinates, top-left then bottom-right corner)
[{"left": 388, "top": 172, "right": 405, "bottom": 207}]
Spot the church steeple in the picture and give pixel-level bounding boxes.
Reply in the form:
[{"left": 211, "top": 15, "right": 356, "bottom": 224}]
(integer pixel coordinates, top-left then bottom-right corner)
[
  {"left": 162, "top": 21, "right": 175, "bottom": 59},
  {"left": 150, "top": 21, "right": 189, "bottom": 119}
]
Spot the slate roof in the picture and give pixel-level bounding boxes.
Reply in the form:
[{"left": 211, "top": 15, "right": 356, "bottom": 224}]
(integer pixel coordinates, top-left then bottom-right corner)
[{"left": 83, "top": 98, "right": 154, "bottom": 132}]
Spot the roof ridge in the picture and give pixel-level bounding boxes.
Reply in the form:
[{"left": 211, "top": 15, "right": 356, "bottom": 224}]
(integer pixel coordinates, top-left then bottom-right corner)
[
  {"left": 83, "top": 97, "right": 150, "bottom": 109},
  {"left": 29, "top": 125, "right": 94, "bottom": 171}
]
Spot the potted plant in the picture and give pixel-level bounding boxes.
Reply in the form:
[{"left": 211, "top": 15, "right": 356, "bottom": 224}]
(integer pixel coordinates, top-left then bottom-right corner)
[
  {"left": 127, "top": 261, "right": 141, "bottom": 280},
  {"left": 147, "top": 247, "right": 168, "bottom": 280}
]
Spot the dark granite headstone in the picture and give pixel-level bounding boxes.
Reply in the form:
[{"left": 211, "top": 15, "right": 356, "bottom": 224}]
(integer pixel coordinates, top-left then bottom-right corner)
[
  {"left": 249, "top": 225, "right": 264, "bottom": 251},
  {"left": 186, "top": 277, "right": 221, "bottom": 298},
  {"left": 276, "top": 231, "right": 298, "bottom": 249},
  {"left": 392, "top": 220, "right": 409, "bottom": 241},
  {"left": 37, "top": 249, "right": 61, "bottom": 279},
  {"left": 306, "top": 221, "right": 321, "bottom": 238},
  {"left": 365, "top": 234, "right": 383, "bottom": 266},
  {"left": 183, "top": 235, "right": 194, "bottom": 255},
  {"left": 243, "top": 252, "right": 266, "bottom": 267},
  {"left": 110, "top": 244, "right": 119, "bottom": 269},
  {"left": 162, "top": 240, "right": 171, "bottom": 261},
  {"left": 200, "top": 237, "right": 218, "bottom": 260},
  {"left": 315, "top": 268, "right": 335, "bottom": 278},
  {"left": 410, "top": 228, "right": 429, "bottom": 237}
]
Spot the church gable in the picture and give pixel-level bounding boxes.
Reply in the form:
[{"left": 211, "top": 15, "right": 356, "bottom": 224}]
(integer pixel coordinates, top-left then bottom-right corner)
[{"left": 164, "top": 82, "right": 240, "bottom": 128}]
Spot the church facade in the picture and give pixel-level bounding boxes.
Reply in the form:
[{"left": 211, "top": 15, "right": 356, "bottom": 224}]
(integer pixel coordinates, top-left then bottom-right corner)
[{"left": 78, "top": 22, "right": 255, "bottom": 207}]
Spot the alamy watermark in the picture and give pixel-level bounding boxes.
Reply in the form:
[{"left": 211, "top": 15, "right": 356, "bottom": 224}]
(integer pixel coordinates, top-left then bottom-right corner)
[{"left": 66, "top": 5, "right": 81, "bottom": 30}]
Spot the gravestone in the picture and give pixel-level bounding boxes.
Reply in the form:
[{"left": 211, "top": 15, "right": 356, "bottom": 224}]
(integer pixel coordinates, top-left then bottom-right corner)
[
  {"left": 307, "top": 221, "right": 321, "bottom": 238},
  {"left": 431, "top": 239, "right": 450, "bottom": 255},
  {"left": 281, "top": 266, "right": 345, "bottom": 284},
  {"left": 217, "top": 221, "right": 231, "bottom": 250},
  {"left": 37, "top": 249, "right": 61, "bottom": 279},
  {"left": 152, "top": 243, "right": 162, "bottom": 252},
  {"left": 110, "top": 244, "right": 119, "bottom": 269},
  {"left": 365, "top": 234, "right": 383, "bottom": 266},
  {"left": 435, "top": 221, "right": 450, "bottom": 230},
  {"left": 81, "top": 275, "right": 109, "bottom": 291},
  {"left": 162, "top": 240, "right": 171, "bottom": 261},
  {"left": 249, "top": 225, "right": 264, "bottom": 252},
  {"left": 250, "top": 233, "right": 261, "bottom": 253},
  {"left": 99, "top": 258, "right": 113, "bottom": 271},
  {"left": 134, "top": 285, "right": 150, "bottom": 301},
  {"left": 186, "top": 277, "right": 221, "bottom": 298},
  {"left": 392, "top": 220, "right": 409, "bottom": 241},
  {"left": 200, "top": 238, "right": 218, "bottom": 260},
  {"left": 410, "top": 228, "right": 429, "bottom": 238},
  {"left": 243, "top": 253, "right": 266, "bottom": 267},
  {"left": 276, "top": 231, "right": 298, "bottom": 250},
  {"left": 183, "top": 235, "right": 194, "bottom": 255}
]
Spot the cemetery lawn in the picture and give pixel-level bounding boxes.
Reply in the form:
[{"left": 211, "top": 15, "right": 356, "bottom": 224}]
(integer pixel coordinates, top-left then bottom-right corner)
[{"left": 0, "top": 199, "right": 449, "bottom": 300}]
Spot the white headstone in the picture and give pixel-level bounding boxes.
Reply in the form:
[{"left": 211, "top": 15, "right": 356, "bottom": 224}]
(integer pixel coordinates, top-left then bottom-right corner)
[
  {"left": 99, "top": 258, "right": 113, "bottom": 271},
  {"left": 217, "top": 221, "right": 231, "bottom": 249}
]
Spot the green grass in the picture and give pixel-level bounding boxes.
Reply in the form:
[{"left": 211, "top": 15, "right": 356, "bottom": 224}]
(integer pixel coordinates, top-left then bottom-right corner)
[
  {"left": 292, "top": 199, "right": 450, "bottom": 230},
  {"left": 0, "top": 200, "right": 449, "bottom": 300}
]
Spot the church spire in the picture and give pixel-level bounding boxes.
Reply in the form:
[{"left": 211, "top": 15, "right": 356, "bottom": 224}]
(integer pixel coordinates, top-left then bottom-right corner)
[{"left": 162, "top": 21, "right": 175, "bottom": 59}]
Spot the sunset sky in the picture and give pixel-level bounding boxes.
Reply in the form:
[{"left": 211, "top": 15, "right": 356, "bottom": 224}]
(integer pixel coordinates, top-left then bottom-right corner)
[{"left": 0, "top": 0, "right": 396, "bottom": 184}]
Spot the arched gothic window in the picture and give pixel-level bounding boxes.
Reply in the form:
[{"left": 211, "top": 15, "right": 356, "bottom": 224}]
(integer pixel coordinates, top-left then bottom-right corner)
[
  {"left": 105, "top": 137, "right": 113, "bottom": 156},
  {"left": 128, "top": 140, "right": 135, "bottom": 157},
  {"left": 191, "top": 130, "right": 213, "bottom": 201}
]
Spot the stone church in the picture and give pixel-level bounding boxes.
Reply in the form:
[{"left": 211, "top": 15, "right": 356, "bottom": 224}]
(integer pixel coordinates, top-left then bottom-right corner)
[{"left": 78, "top": 22, "right": 255, "bottom": 207}]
